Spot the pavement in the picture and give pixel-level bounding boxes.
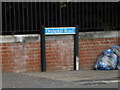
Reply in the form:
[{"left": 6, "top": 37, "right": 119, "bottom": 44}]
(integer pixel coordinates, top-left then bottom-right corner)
[
  {"left": 2, "top": 70, "right": 120, "bottom": 88},
  {"left": 22, "top": 70, "right": 119, "bottom": 84}
]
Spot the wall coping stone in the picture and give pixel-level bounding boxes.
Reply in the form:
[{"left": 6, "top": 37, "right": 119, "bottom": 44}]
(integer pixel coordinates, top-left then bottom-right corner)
[{"left": 0, "top": 31, "right": 120, "bottom": 43}]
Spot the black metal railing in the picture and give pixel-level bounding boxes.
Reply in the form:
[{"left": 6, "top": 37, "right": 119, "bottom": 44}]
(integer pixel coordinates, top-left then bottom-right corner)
[{"left": 2, "top": 2, "right": 120, "bottom": 35}]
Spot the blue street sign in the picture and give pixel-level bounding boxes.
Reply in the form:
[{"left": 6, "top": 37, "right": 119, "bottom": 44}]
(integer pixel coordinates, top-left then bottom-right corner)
[{"left": 45, "top": 27, "right": 76, "bottom": 35}]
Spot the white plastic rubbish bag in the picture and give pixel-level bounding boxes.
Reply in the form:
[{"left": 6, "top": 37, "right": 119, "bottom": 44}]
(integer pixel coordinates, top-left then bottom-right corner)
[
  {"left": 94, "top": 49, "right": 118, "bottom": 70},
  {"left": 112, "top": 46, "right": 120, "bottom": 70}
]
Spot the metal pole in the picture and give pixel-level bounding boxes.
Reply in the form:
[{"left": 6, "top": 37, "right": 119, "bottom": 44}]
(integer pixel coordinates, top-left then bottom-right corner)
[
  {"left": 74, "top": 26, "right": 79, "bottom": 70},
  {"left": 41, "top": 26, "right": 46, "bottom": 72}
]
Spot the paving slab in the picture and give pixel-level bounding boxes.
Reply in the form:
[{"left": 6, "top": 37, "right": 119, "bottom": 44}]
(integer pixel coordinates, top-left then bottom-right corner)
[
  {"left": 2, "top": 70, "right": 119, "bottom": 88},
  {"left": 22, "top": 70, "right": 119, "bottom": 82}
]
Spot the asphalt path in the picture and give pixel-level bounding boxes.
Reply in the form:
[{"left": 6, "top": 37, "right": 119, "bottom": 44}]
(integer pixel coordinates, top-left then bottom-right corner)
[{"left": 2, "top": 72, "right": 119, "bottom": 88}]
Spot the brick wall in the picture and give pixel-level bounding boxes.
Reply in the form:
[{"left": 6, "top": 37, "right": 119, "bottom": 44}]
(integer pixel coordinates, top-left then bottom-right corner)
[
  {"left": 46, "top": 38, "right": 74, "bottom": 71},
  {"left": 79, "top": 38, "right": 120, "bottom": 69},
  {"left": 0, "top": 31, "right": 120, "bottom": 73},
  {"left": 0, "top": 35, "right": 74, "bottom": 72},
  {"left": 1, "top": 42, "right": 41, "bottom": 73}
]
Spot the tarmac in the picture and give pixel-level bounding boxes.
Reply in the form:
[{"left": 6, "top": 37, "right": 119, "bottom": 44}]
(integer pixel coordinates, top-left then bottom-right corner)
[
  {"left": 22, "top": 70, "right": 120, "bottom": 84},
  {"left": 2, "top": 70, "right": 120, "bottom": 88}
]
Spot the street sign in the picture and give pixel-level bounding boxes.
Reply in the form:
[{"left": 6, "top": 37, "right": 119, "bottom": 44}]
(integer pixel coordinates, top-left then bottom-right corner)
[
  {"left": 45, "top": 27, "right": 76, "bottom": 35},
  {"left": 41, "top": 26, "right": 79, "bottom": 72}
]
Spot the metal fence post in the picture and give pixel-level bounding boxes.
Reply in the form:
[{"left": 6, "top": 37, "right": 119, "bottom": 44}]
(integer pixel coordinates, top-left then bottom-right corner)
[
  {"left": 40, "top": 26, "right": 46, "bottom": 72},
  {"left": 74, "top": 26, "right": 79, "bottom": 70}
]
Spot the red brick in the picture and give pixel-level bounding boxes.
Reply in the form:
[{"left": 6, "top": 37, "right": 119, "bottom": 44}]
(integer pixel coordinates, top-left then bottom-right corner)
[{"left": 1, "top": 37, "right": 120, "bottom": 72}]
